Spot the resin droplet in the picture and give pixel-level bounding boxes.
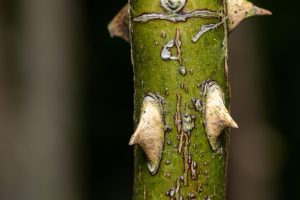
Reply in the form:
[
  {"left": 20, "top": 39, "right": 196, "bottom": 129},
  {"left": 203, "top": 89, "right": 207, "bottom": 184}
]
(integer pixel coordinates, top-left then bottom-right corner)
[
  {"left": 227, "top": 0, "right": 272, "bottom": 31},
  {"left": 161, "top": 0, "right": 187, "bottom": 13},
  {"left": 166, "top": 188, "right": 176, "bottom": 198},
  {"left": 188, "top": 192, "right": 197, "bottom": 199},
  {"left": 179, "top": 66, "right": 187, "bottom": 76},
  {"left": 202, "top": 80, "right": 238, "bottom": 150},
  {"left": 129, "top": 93, "right": 164, "bottom": 174}
]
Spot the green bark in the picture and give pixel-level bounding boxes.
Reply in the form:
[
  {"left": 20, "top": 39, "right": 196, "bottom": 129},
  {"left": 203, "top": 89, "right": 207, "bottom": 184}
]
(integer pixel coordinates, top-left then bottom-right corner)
[{"left": 130, "top": 0, "right": 230, "bottom": 199}]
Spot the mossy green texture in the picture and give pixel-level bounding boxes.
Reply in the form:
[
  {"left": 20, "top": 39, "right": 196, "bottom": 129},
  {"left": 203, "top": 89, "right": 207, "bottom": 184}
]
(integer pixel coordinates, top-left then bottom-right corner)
[{"left": 130, "top": 0, "right": 229, "bottom": 199}]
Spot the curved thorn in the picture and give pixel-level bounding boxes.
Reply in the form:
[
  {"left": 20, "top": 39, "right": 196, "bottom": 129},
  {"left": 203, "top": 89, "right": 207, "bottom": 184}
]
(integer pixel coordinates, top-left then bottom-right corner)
[
  {"left": 227, "top": 0, "right": 272, "bottom": 31},
  {"left": 129, "top": 93, "right": 164, "bottom": 174},
  {"left": 108, "top": 4, "right": 130, "bottom": 42},
  {"left": 202, "top": 80, "right": 238, "bottom": 150}
]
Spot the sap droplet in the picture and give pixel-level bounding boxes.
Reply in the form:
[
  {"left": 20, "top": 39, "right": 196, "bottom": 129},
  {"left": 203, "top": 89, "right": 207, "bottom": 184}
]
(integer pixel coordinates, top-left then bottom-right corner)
[
  {"left": 187, "top": 192, "right": 197, "bottom": 199},
  {"left": 180, "top": 175, "right": 184, "bottom": 181},
  {"left": 191, "top": 115, "right": 196, "bottom": 121},
  {"left": 166, "top": 188, "right": 176, "bottom": 198},
  {"left": 192, "top": 161, "right": 197, "bottom": 168},
  {"left": 179, "top": 66, "right": 187, "bottom": 76},
  {"left": 188, "top": 153, "right": 192, "bottom": 164},
  {"left": 165, "top": 87, "right": 169, "bottom": 96},
  {"left": 191, "top": 161, "right": 198, "bottom": 180},
  {"left": 166, "top": 172, "right": 170, "bottom": 178},
  {"left": 166, "top": 140, "right": 172, "bottom": 145}
]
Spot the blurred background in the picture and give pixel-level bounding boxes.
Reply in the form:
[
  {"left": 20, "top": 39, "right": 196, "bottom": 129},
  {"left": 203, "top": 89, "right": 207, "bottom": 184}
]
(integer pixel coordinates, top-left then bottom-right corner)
[{"left": 0, "top": 0, "right": 298, "bottom": 199}]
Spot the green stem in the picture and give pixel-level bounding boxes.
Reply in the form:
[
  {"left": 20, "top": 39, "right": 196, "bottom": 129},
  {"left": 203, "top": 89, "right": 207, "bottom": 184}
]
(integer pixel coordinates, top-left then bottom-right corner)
[{"left": 130, "top": 0, "right": 229, "bottom": 199}]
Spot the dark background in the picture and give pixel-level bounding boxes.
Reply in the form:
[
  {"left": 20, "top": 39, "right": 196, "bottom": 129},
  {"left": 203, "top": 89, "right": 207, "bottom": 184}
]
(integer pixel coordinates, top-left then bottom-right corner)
[{"left": 0, "top": 0, "right": 299, "bottom": 199}]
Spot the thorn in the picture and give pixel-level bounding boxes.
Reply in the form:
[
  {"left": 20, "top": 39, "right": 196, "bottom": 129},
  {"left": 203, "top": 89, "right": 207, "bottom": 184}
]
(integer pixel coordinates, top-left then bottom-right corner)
[
  {"left": 227, "top": 0, "right": 272, "bottom": 31},
  {"left": 202, "top": 81, "right": 238, "bottom": 150},
  {"left": 129, "top": 93, "right": 164, "bottom": 174},
  {"left": 107, "top": 4, "right": 130, "bottom": 42},
  {"left": 252, "top": 6, "right": 272, "bottom": 16}
]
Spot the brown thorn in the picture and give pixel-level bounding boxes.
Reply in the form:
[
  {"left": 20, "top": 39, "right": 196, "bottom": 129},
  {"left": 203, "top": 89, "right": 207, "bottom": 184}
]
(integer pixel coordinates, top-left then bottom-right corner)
[{"left": 108, "top": 4, "right": 130, "bottom": 42}]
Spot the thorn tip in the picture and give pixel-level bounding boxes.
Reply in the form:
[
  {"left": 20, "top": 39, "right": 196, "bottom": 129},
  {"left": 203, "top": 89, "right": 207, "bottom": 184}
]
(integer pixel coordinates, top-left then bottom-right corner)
[{"left": 253, "top": 6, "right": 272, "bottom": 16}]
